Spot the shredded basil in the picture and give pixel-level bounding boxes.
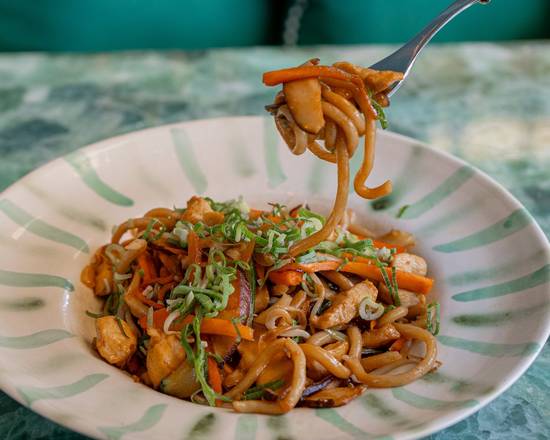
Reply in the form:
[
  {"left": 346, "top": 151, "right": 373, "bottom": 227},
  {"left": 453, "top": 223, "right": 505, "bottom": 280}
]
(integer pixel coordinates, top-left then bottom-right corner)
[
  {"left": 426, "top": 302, "right": 441, "bottom": 335},
  {"left": 115, "top": 316, "right": 129, "bottom": 339},
  {"left": 243, "top": 379, "right": 285, "bottom": 400},
  {"left": 371, "top": 99, "right": 388, "bottom": 129}
]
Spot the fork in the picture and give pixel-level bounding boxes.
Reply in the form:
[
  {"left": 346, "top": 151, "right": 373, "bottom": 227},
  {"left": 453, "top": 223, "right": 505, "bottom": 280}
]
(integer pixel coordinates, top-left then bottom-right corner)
[{"left": 370, "top": 0, "right": 490, "bottom": 96}]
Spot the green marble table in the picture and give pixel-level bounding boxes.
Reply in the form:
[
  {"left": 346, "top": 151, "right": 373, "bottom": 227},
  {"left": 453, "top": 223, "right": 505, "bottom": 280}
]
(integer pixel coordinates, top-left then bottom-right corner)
[{"left": 0, "top": 44, "right": 548, "bottom": 439}]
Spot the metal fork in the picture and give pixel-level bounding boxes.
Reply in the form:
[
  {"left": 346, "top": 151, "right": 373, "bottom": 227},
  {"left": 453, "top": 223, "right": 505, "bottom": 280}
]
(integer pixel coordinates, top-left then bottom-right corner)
[{"left": 370, "top": 0, "right": 489, "bottom": 96}]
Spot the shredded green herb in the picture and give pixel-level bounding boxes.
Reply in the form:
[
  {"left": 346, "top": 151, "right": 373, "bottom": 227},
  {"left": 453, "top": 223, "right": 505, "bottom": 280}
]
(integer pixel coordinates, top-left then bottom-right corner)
[
  {"left": 231, "top": 317, "right": 243, "bottom": 345},
  {"left": 426, "top": 302, "right": 440, "bottom": 335},
  {"left": 371, "top": 99, "right": 388, "bottom": 129},
  {"left": 179, "top": 311, "right": 230, "bottom": 406},
  {"left": 243, "top": 379, "right": 285, "bottom": 400},
  {"left": 376, "top": 260, "right": 400, "bottom": 306},
  {"left": 115, "top": 316, "right": 129, "bottom": 339},
  {"left": 142, "top": 218, "right": 166, "bottom": 241}
]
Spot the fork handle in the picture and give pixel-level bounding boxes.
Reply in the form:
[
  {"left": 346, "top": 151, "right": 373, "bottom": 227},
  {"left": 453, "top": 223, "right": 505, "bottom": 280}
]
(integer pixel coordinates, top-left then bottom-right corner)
[{"left": 370, "top": 0, "right": 487, "bottom": 93}]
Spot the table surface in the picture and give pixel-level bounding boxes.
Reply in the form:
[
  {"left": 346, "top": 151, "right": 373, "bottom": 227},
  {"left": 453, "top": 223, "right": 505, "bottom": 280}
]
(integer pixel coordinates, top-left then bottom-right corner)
[{"left": 0, "top": 43, "right": 548, "bottom": 439}]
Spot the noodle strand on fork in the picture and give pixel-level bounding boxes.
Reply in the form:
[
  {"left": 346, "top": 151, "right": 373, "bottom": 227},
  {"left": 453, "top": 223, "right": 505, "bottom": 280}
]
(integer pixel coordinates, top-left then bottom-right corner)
[
  {"left": 264, "top": 60, "right": 402, "bottom": 254},
  {"left": 289, "top": 138, "right": 349, "bottom": 257}
]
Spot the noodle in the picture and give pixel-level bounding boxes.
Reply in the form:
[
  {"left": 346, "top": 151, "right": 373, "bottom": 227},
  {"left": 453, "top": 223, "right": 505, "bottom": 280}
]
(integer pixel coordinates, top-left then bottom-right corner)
[
  {"left": 322, "top": 271, "right": 354, "bottom": 291},
  {"left": 228, "top": 338, "right": 306, "bottom": 414},
  {"left": 300, "top": 343, "right": 351, "bottom": 379},
  {"left": 360, "top": 352, "right": 403, "bottom": 372},
  {"left": 289, "top": 138, "right": 349, "bottom": 256},
  {"left": 377, "top": 306, "right": 408, "bottom": 327},
  {"left": 345, "top": 324, "right": 437, "bottom": 387}
]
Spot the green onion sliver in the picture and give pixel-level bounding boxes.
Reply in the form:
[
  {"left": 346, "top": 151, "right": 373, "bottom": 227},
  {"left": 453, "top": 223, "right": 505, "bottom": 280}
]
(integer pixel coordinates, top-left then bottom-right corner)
[
  {"left": 358, "top": 297, "right": 384, "bottom": 321},
  {"left": 426, "top": 302, "right": 440, "bottom": 335}
]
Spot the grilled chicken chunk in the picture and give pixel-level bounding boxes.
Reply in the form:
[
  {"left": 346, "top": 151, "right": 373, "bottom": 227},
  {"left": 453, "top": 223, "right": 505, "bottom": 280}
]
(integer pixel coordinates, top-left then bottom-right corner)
[
  {"left": 95, "top": 316, "right": 137, "bottom": 367},
  {"left": 314, "top": 280, "right": 377, "bottom": 329},
  {"left": 146, "top": 328, "right": 186, "bottom": 388}
]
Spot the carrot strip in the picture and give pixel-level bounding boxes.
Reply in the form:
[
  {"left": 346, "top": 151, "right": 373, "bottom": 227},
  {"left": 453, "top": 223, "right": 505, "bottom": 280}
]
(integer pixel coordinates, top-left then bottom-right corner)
[
  {"left": 187, "top": 231, "right": 201, "bottom": 265},
  {"left": 262, "top": 65, "right": 376, "bottom": 119},
  {"left": 138, "top": 312, "right": 255, "bottom": 340},
  {"left": 207, "top": 356, "right": 223, "bottom": 406},
  {"left": 133, "top": 290, "right": 164, "bottom": 309},
  {"left": 157, "top": 282, "right": 175, "bottom": 302},
  {"left": 227, "top": 278, "right": 241, "bottom": 310},
  {"left": 239, "top": 240, "right": 256, "bottom": 263},
  {"left": 264, "top": 65, "right": 355, "bottom": 87},
  {"left": 340, "top": 262, "right": 434, "bottom": 295},
  {"left": 137, "top": 253, "right": 156, "bottom": 285},
  {"left": 273, "top": 260, "right": 433, "bottom": 294},
  {"left": 268, "top": 270, "right": 303, "bottom": 286},
  {"left": 249, "top": 209, "right": 264, "bottom": 220},
  {"left": 179, "top": 317, "right": 254, "bottom": 340},
  {"left": 265, "top": 215, "right": 283, "bottom": 224},
  {"left": 129, "top": 271, "right": 163, "bottom": 309},
  {"left": 147, "top": 275, "right": 174, "bottom": 285},
  {"left": 138, "top": 308, "right": 170, "bottom": 330}
]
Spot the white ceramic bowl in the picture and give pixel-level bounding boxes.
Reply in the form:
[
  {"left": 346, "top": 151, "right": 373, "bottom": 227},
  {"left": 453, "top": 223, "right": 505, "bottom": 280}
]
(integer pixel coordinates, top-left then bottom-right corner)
[{"left": 0, "top": 116, "right": 548, "bottom": 440}]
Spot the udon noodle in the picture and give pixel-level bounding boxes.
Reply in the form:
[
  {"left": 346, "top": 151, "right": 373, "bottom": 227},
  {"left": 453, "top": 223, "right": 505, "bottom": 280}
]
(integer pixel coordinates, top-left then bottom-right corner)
[
  {"left": 263, "top": 59, "right": 403, "bottom": 256},
  {"left": 81, "top": 60, "right": 439, "bottom": 414}
]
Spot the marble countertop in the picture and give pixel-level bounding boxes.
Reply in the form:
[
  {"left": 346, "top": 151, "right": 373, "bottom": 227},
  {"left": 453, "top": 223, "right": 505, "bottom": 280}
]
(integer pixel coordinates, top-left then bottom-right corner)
[{"left": 0, "top": 43, "right": 548, "bottom": 439}]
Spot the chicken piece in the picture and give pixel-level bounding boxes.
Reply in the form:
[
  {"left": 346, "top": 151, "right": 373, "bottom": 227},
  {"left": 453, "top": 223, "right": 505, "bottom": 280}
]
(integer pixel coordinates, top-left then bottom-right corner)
[
  {"left": 378, "top": 283, "right": 420, "bottom": 308},
  {"left": 379, "top": 229, "right": 416, "bottom": 249},
  {"left": 314, "top": 280, "right": 377, "bottom": 329},
  {"left": 333, "top": 61, "right": 403, "bottom": 95},
  {"left": 181, "top": 196, "right": 224, "bottom": 225},
  {"left": 391, "top": 253, "right": 427, "bottom": 276},
  {"left": 146, "top": 328, "right": 186, "bottom": 388},
  {"left": 95, "top": 316, "right": 137, "bottom": 367},
  {"left": 362, "top": 324, "right": 400, "bottom": 348},
  {"left": 94, "top": 259, "right": 113, "bottom": 296}
]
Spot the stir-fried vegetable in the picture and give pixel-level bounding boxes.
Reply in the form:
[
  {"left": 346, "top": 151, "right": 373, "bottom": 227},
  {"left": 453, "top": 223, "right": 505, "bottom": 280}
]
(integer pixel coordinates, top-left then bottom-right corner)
[{"left": 83, "top": 194, "right": 437, "bottom": 411}]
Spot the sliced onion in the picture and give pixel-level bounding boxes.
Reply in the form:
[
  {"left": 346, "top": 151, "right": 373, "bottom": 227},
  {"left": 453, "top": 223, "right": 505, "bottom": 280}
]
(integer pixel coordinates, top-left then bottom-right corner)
[
  {"left": 114, "top": 272, "right": 132, "bottom": 282},
  {"left": 280, "top": 328, "right": 311, "bottom": 339},
  {"left": 163, "top": 309, "right": 181, "bottom": 333},
  {"left": 124, "top": 308, "right": 140, "bottom": 337},
  {"left": 265, "top": 308, "right": 292, "bottom": 330},
  {"left": 104, "top": 243, "right": 126, "bottom": 265},
  {"left": 146, "top": 306, "right": 154, "bottom": 329},
  {"left": 143, "top": 285, "right": 154, "bottom": 299},
  {"left": 310, "top": 296, "right": 324, "bottom": 318},
  {"left": 102, "top": 278, "right": 111, "bottom": 295},
  {"left": 325, "top": 329, "right": 347, "bottom": 342},
  {"left": 359, "top": 297, "right": 384, "bottom": 321}
]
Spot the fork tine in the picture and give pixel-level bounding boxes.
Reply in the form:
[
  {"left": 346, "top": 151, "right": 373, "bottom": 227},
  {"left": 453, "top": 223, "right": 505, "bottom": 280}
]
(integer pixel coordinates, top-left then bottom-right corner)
[{"left": 370, "top": 0, "right": 488, "bottom": 96}]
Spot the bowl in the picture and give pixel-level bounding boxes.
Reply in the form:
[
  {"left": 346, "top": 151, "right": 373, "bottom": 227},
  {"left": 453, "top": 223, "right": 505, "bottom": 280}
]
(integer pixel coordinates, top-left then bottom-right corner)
[{"left": 0, "top": 116, "right": 548, "bottom": 439}]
